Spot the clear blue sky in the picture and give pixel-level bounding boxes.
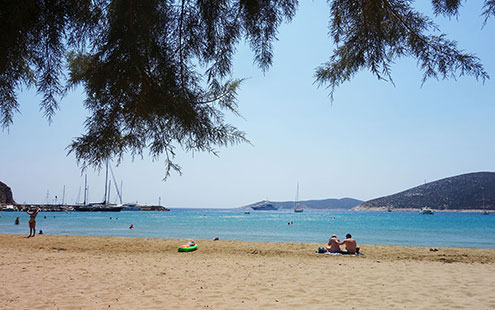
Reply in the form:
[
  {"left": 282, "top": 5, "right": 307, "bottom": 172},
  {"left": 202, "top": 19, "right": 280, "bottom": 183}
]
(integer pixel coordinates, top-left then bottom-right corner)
[{"left": 2, "top": 2, "right": 494, "bottom": 207}]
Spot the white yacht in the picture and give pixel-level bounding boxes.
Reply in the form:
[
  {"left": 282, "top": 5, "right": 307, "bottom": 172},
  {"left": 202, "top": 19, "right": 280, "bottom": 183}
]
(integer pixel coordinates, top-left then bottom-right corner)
[
  {"left": 420, "top": 207, "right": 434, "bottom": 214},
  {"left": 120, "top": 203, "right": 142, "bottom": 211},
  {"left": 2, "top": 205, "right": 16, "bottom": 211}
]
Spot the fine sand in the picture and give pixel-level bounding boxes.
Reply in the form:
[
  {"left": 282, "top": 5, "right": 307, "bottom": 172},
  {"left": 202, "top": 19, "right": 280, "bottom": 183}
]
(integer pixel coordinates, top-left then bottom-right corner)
[{"left": 1, "top": 234, "right": 494, "bottom": 309}]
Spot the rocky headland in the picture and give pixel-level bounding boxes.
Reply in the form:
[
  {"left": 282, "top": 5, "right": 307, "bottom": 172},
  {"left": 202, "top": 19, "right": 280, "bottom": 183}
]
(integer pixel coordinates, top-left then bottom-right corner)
[{"left": 0, "top": 181, "right": 15, "bottom": 204}]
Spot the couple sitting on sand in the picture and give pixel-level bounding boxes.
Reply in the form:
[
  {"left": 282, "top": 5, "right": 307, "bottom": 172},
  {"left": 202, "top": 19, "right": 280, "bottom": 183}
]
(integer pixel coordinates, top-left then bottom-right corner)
[{"left": 326, "top": 233, "right": 359, "bottom": 254}]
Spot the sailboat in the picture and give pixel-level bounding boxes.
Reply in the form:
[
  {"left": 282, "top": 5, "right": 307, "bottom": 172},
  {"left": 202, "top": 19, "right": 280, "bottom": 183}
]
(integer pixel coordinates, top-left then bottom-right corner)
[
  {"left": 110, "top": 168, "right": 142, "bottom": 211},
  {"left": 294, "top": 182, "right": 303, "bottom": 213},
  {"left": 74, "top": 175, "right": 93, "bottom": 211},
  {"left": 74, "top": 160, "right": 122, "bottom": 212}
]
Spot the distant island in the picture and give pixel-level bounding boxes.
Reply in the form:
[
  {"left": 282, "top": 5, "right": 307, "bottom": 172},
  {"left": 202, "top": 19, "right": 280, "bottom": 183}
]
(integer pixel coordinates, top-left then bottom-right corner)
[
  {"left": 242, "top": 198, "right": 363, "bottom": 210},
  {"left": 355, "top": 172, "right": 494, "bottom": 211},
  {"left": 4, "top": 171, "right": 494, "bottom": 212},
  {"left": 242, "top": 172, "right": 494, "bottom": 212}
]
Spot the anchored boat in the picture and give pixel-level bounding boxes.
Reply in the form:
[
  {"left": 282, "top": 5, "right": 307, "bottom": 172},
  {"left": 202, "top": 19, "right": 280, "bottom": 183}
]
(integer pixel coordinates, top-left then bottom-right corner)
[{"left": 420, "top": 207, "right": 434, "bottom": 215}]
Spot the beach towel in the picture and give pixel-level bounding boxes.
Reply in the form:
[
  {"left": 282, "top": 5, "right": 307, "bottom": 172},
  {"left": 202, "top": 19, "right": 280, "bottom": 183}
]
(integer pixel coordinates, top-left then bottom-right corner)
[{"left": 315, "top": 248, "right": 364, "bottom": 256}]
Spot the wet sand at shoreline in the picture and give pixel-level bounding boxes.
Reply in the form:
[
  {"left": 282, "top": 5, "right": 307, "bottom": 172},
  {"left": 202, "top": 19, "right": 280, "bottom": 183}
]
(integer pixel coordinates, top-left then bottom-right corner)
[{"left": 1, "top": 233, "right": 494, "bottom": 309}]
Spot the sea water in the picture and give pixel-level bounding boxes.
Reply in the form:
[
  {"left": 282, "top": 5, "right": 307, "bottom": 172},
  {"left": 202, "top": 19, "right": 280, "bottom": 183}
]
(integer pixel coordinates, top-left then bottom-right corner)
[{"left": 1, "top": 209, "right": 494, "bottom": 248}]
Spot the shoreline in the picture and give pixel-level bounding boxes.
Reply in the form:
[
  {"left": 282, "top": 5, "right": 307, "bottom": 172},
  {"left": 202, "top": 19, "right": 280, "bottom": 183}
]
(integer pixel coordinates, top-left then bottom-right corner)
[
  {"left": 352, "top": 207, "right": 494, "bottom": 213},
  {"left": 2, "top": 206, "right": 493, "bottom": 213},
  {"left": 2, "top": 234, "right": 494, "bottom": 309}
]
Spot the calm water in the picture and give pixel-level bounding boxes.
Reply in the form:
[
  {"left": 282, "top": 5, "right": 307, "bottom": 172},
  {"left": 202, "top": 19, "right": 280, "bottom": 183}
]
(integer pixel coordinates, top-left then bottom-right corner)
[{"left": 1, "top": 209, "right": 494, "bottom": 248}]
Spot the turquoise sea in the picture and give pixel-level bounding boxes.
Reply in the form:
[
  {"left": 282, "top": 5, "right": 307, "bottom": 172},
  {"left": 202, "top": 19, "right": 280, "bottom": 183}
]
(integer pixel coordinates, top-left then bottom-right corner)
[{"left": 1, "top": 209, "right": 494, "bottom": 248}]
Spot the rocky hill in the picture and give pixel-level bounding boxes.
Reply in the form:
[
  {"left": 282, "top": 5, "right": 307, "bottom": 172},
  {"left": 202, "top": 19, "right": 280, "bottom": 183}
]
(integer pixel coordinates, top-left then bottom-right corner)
[
  {"left": 356, "top": 172, "right": 495, "bottom": 211},
  {"left": 0, "top": 181, "right": 15, "bottom": 204},
  {"left": 243, "top": 198, "right": 362, "bottom": 210}
]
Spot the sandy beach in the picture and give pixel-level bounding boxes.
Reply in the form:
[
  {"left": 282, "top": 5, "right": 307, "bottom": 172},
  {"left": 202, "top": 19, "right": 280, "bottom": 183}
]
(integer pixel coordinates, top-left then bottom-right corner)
[{"left": 1, "top": 234, "right": 494, "bottom": 309}]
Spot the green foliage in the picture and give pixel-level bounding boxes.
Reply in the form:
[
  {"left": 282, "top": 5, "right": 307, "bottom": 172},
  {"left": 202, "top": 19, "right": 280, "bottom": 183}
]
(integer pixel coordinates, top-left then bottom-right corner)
[
  {"left": 1, "top": 0, "right": 298, "bottom": 177},
  {"left": 315, "top": 0, "right": 491, "bottom": 99},
  {"left": 431, "top": 0, "right": 463, "bottom": 16},
  {"left": 483, "top": 0, "right": 495, "bottom": 24},
  {"left": 0, "top": 0, "right": 493, "bottom": 176},
  {"left": 0, "top": 0, "right": 102, "bottom": 125}
]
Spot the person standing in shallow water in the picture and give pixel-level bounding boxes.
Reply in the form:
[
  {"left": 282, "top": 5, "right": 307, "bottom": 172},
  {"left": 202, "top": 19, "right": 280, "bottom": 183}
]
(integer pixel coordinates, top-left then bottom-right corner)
[{"left": 26, "top": 208, "right": 39, "bottom": 238}]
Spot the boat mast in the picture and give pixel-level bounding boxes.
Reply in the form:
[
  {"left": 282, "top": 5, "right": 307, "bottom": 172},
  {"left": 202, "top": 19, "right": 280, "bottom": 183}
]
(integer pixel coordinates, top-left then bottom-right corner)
[
  {"left": 109, "top": 165, "right": 123, "bottom": 204},
  {"left": 83, "top": 174, "right": 88, "bottom": 205},
  {"left": 482, "top": 187, "right": 488, "bottom": 214},
  {"left": 294, "top": 182, "right": 299, "bottom": 209},
  {"left": 103, "top": 159, "right": 109, "bottom": 205},
  {"left": 76, "top": 186, "right": 81, "bottom": 204},
  {"left": 62, "top": 185, "right": 65, "bottom": 205},
  {"left": 108, "top": 179, "right": 111, "bottom": 204}
]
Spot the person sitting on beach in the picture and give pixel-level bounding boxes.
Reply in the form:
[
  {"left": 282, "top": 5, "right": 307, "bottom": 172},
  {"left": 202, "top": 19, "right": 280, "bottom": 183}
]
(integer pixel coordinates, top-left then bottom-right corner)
[
  {"left": 326, "top": 234, "right": 342, "bottom": 253},
  {"left": 338, "top": 233, "right": 359, "bottom": 254},
  {"left": 26, "top": 208, "right": 39, "bottom": 238}
]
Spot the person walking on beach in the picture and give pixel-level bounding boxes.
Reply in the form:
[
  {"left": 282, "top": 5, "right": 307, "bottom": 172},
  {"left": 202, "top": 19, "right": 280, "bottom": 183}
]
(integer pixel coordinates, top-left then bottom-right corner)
[
  {"left": 339, "top": 233, "right": 359, "bottom": 254},
  {"left": 326, "top": 234, "right": 342, "bottom": 253},
  {"left": 26, "top": 208, "right": 39, "bottom": 238}
]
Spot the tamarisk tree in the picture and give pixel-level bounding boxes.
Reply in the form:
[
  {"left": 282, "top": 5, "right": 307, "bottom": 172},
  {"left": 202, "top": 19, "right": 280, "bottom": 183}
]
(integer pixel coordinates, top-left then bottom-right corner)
[
  {"left": 315, "top": 0, "right": 492, "bottom": 98},
  {"left": 0, "top": 0, "right": 493, "bottom": 176}
]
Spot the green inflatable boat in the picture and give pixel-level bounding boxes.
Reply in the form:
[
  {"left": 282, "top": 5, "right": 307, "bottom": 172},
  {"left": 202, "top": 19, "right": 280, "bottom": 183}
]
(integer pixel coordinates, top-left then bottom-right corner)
[{"left": 178, "top": 241, "right": 198, "bottom": 252}]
